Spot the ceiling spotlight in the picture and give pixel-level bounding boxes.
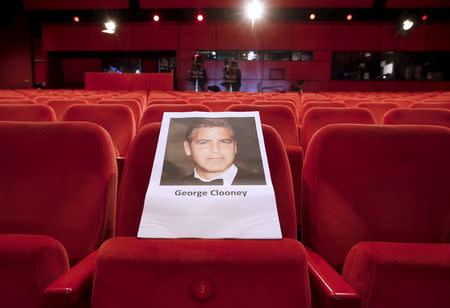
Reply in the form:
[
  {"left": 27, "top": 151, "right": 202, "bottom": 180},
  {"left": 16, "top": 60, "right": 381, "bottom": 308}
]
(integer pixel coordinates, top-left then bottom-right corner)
[
  {"left": 196, "top": 13, "right": 205, "bottom": 22},
  {"left": 246, "top": 0, "right": 264, "bottom": 22},
  {"left": 102, "top": 20, "right": 116, "bottom": 34},
  {"left": 402, "top": 19, "right": 414, "bottom": 31},
  {"left": 309, "top": 13, "right": 316, "bottom": 21},
  {"left": 153, "top": 14, "right": 160, "bottom": 22},
  {"left": 422, "top": 15, "right": 428, "bottom": 21},
  {"left": 346, "top": 14, "right": 353, "bottom": 21},
  {"left": 73, "top": 16, "right": 80, "bottom": 23}
]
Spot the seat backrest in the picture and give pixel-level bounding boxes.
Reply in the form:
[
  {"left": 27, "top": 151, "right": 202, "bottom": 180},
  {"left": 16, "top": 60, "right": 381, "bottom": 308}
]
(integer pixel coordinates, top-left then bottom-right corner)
[
  {"left": 300, "top": 102, "right": 347, "bottom": 122},
  {"left": 383, "top": 108, "right": 450, "bottom": 128},
  {"left": 302, "top": 124, "right": 450, "bottom": 270},
  {"left": 343, "top": 242, "right": 450, "bottom": 308},
  {"left": 409, "top": 102, "right": 450, "bottom": 109},
  {"left": 0, "top": 104, "right": 56, "bottom": 122},
  {"left": 62, "top": 104, "right": 135, "bottom": 157},
  {"left": 35, "top": 96, "right": 66, "bottom": 105},
  {"left": 0, "top": 99, "right": 35, "bottom": 105},
  {"left": 46, "top": 99, "right": 88, "bottom": 121},
  {"left": 148, "top": 99, "right": 188, "bottom": 106},
  {"left": 0, "top": 122, "right": 117, "bottom": 264},
  {"left": 140, "top": 104, "right": 211, "bottom": 130},
  {"left": 255, "top": 100, "right": 297, "bottom": 118},
  {"left": 356, "top": 102, "right": 399, "bottom": 124},
  {"left": 202, "top": 100, "right": 241, "bottom": 112},
  {"left": 116, "top": 123, "right": 296, "bottom": 239},
  {"left": 301, "top": 107, "right": 374, "bottom": 149},
  {"left": 98, "top": 99, "right": 143, "bottom": 129},
  {"left": 227, "top": 104, "right": 299, "bottom": 146}
]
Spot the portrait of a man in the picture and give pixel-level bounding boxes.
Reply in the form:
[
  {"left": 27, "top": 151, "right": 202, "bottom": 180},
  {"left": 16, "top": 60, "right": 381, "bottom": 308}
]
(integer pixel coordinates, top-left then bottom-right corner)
[{"left": 160, "top": 117, "right": 266, "bottom": 186}]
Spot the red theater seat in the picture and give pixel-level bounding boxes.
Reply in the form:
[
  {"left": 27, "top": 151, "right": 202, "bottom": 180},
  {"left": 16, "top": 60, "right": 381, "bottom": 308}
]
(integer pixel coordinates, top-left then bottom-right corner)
[
  {"left": 90, "top": 124, "right": 308, "bottom": 308},
  {"left": 343, "top": 242, "right": 450, "bottom": 308},
  {"left": 62, "top": 104, "right": 135, "bottom": 157},
  {"left": 383, "top": 108, "right": 450, "bottom": 128},
  {"left": 139, "top": 104, "right": 211, "bottom": 130},
  {"left": 0, "top": 104, "right": 56, "bottom": 122},
  {"left": 98, "top": 99, "right": 143, "bottom": 129},
  {"left": 226, "top": 104, "right": 303, "bottom": 226},
  {"left": 0, "top": 122, "right": 117, "bottom": 308},
  {"left": 254, "top": 100, "right": 298, "bottom": 118},
  {"left": 409, "top": 102, "right": 450, "bottom": 109},
  {"left": 202, "top": 100, "right": 241, "bottom": 112},
  {"left": 299, "top": 102, "right": 347, "bottom": 123},
  {"left": 302, "top": 124, "right": 450, "bottom": 308},
  {"left": 356, "top": 102, "right": 399, "bottom": 124},
  {"left": 301, "top": 107, "right": 374, "bottom": 149},
  {"left": 0, "top": 99, "right": 35, "bottom": 104},
  {"left": 148, "top": 99, "right": 188, "bottom": 106},
  {"left": 46, "top": 99, "right": 88, "bottom": 121}
]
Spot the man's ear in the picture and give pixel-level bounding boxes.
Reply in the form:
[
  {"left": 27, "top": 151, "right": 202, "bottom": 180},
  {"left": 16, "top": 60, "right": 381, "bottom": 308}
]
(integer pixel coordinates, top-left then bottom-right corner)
[
  {"left": 234, "top": 141, "right": 237, "bottom": 155},
  {"left": 184, "top": 141, "right": 191, "bottom": 156}
]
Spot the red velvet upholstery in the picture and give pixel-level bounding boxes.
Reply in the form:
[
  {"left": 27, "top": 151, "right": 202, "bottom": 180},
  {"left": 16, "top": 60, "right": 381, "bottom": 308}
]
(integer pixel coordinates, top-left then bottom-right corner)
[
  {"left": 139, "top": 104, "right": 211, "bottom": 130},
  {"left": 0, "top": 104, "right": 56, "bottom": 122},
  {"left": 301, "top": 107, "right": 375, "bottom": 149},
  {"left": 188, "top": 97, "right": 211, "bottom": 104},
  {"left": 35, "top": 96, "right": 66, "bottom": 105},
  {"left": 0, "top": 122, "right": 117, "bottom": 264},
  {"left": 258, "top": 100, "right": 298, "bottom": 118},
  {"left": 0, "top": 234, "right": 69, "bottom": 308},
  {"left": 356, "top": 102, "right": 399, "bottom": 124},
  {"left": 0, "top": 99, "right": 34, "bottom": 104},
  {"left": 302, "top": 124, "right": 450, "bottom": 271},
  {"left": 343, "top": 242, "right": 450, "bottom": 308},
  {"left": 409, "top": 102, "right": 450, "bottom": 109},
  {"left": 93, "top": 237, "right": 311, "bottom": 308},
  {"left": 202, "top": 100, "right": 241, "bottom": 112},
  {"left": 227, "top": 104, "right": 300, "bottom": 146},
  {"left": 383, "top": 108, "right": 450, "bottom": 128},
  {"left": 62, "top": 104, "right": 136, "bottom": 157},
  {"left": 148, "top": 99, "right": 188, "bottom": 105},
  {"left": 116, "top": 123, "right": 296, "bottom": 239},
  {"left": 299, "top": 102, "right": 346, "bottom": 122},
  {"left": 98, "top": 99, "right": 143, "bottom": 129},
  {"left": 46, "top": 99, "right": 87, "bottom": 121},
  {"left": 226, "top": 104, "right": 303, "bottom": 224}
]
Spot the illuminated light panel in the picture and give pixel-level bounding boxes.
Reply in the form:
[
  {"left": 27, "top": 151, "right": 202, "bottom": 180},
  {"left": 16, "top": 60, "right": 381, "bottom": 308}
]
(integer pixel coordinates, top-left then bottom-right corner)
[
  {"left": 246, "top": 0, "right": 264, "bottom": 22},
  {"left": 153, "top": 14, "right": 160, "bottom": 22},
  {"left": 422, "top": 15, "right": 428, "bottom": 21},
  {"left": 196, "top": 13, "right": 204, "bottom": 22},
  {"left": 346, "top": 14, "right": 352, "bottom": 21},
  {"left": 102, "top": 20, "right": 116, "bottom": 34},
  {"left": 402, "top": 19, "right": 414, "bottom": 31},
  {"left": 74, "top": 16, "right": 80, "bottom": 22},
  {"left": 309, "top": 13, "right": 316, "bottom": 21}
]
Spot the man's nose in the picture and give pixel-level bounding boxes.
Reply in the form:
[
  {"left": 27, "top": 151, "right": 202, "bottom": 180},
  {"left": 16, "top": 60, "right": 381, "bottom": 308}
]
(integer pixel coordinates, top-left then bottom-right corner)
[{"left": 209, "top": 142, "right": 220, "bottom": 153}]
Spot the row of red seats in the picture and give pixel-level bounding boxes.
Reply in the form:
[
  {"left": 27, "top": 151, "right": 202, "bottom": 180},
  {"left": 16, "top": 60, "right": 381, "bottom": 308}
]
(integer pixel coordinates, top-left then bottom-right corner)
[{"left": 0, "top": 120, "right": 448, "bottom": 308}]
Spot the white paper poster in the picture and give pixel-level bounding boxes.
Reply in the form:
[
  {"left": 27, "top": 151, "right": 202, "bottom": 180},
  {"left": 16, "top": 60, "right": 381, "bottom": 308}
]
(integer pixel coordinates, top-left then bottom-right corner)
[{"left": 138, "top": 112, "right": 281, "bottom": 239}]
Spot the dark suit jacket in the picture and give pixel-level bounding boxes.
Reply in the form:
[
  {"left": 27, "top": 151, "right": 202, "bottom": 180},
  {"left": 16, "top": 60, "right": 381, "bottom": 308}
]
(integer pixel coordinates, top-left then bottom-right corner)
[{"left": 180, "top": 167, "right": 266, "bottom": 186}]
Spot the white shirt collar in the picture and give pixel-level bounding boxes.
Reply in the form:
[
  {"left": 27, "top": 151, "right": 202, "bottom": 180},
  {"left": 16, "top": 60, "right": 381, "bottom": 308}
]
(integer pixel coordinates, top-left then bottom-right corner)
[{"left": 193, "top": 164, "right": 238, "bottom": 186}]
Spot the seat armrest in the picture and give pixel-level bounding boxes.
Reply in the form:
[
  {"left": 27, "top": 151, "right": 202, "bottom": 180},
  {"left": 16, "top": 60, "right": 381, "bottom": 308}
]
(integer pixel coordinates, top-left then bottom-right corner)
[
  {"left": 44, "top": 250, "right": 98, "bottom": 307},
  {"left": 306, "top": 248, "right": 360, "bottom": 308}
]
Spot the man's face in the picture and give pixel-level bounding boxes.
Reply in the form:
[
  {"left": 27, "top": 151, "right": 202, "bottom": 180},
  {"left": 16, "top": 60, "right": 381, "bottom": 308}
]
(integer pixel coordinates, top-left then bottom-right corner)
[{"left": 184, "top": 126, "right": 237, "bottom": 178}]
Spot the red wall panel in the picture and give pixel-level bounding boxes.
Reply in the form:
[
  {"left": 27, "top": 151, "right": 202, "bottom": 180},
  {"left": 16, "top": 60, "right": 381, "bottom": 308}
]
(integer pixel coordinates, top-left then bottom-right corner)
[
  {"left": 425, "top": 24, "right": 450, "bottom": 50},
  {"left": 385, "top": 0, "right": 450, "bottom": 8},
  {"left": 180, "top": 25, "right": 215, "bottom": 49},
  {"left": 291, "top": 62, "right": 330, "bottom": 80},
  {"left": 293, "top": 24, "right": 334, "bottom": 50},
  {"left": 0, "top": 16, "right": 32, "bottom": 89},
  {"left": 63, "top": 58, "right": 101, "bottom": 88},
  {"left": 332, "top": 24, "right": 381, "bottom": 50},
  {"left": 140, "top": 0, "right": 374, "bottom": 8},
  {"left": 259, "top": 23, "right": 293, "bottom": 50},
  {"left": 85, "top": 72, "right": 173, "bottom": 90},
  {"left": 216, "top": 23, "right": 262, "bottom": 50},
  {"left": 262, "top": 62, "right": 292, "bottom": 81},
  {"left": 23, "top": 0, "right": 128, "bottom": 10}
]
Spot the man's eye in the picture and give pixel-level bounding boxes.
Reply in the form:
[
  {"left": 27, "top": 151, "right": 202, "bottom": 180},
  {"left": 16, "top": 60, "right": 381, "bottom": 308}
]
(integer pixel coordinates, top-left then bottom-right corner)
[
  {"left": 197, "top": 140, "right": 209, "bottom": 145},
  {"left": 220, "top": 139, "right": 232, "bottom": 144}
]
